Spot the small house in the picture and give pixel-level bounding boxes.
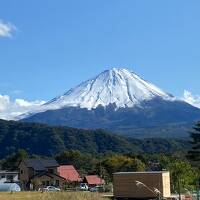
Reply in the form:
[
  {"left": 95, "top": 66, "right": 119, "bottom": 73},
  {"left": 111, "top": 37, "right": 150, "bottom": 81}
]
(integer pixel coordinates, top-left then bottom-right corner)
[
  {"left": 83, "top": 175, "right": 104, "bottom": 187},
  {"left": 57, "top": 165, "right": 81, "bottom": 183},
  {"left": 19, "top": 159, "right": 66, "bottom": 190}
]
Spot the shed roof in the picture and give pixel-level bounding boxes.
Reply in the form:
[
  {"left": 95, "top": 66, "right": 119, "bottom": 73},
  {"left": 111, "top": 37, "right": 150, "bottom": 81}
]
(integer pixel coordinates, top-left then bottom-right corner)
[
  {"left": 23, "top": 159, "right": 59, "bottom": 171},
  {"left": 57, "top": 165, "right": 81, "bottom": 182},
  {"left": 84, "top": 175, "right": 104, "bottom": 185},
  {"left": 113, "top": 171, "right": 169, "bottom": 175}
]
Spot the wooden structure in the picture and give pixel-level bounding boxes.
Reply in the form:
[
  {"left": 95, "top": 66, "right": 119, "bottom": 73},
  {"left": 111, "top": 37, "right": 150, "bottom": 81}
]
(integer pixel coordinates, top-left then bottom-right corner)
[
  {"left": 113, "top": 171, "right": 171, "bottom": 200},
  {"left": 19, "top": 159, "right": 65, "bottom": 190}
]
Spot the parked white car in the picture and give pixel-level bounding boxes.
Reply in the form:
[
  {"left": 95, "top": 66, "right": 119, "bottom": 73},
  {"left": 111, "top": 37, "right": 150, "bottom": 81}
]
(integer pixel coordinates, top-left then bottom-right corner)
[
  {"left": 79, "top": 183, "right": 88, "bottom": 191},
  {"left": 90, "top": 185, "right": 104, "bottom": 192},
  {"left": 43, "top": 186, "right": 61, "bottom": 192}
]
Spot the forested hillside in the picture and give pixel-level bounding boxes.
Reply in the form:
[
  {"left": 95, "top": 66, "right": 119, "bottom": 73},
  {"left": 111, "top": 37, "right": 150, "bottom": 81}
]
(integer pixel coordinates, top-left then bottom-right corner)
[{"left": 0, "top": 119, "right": 189, "bottom": 159}]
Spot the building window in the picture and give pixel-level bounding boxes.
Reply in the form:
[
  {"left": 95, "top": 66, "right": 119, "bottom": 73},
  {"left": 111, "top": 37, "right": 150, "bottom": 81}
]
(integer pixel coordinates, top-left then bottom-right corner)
[
  {"left": 21, "top": 170, "right": 23, "bottom": 174},
  {"left": 56, "top": 180, "right": 59, "bottom": 186},
  {"left": 48, "top": 169, "right": 54, "bottom": 173},
  {"left": 46, "top": 181, "right": 50, "bottom": 186},
  {"left": 7, "top": 175, "right": 13, "bottom": 181},
  {"left": 1, "top": 175, "right": 5, "bottom": 179}
]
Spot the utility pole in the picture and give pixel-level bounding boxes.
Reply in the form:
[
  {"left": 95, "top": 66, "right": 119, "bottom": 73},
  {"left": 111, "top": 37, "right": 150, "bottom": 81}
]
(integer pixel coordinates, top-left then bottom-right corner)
[
  {"left": 197, "top": 178, "right": 200, "bottom": 200},
  {"left": 178, "top": 179, "right": 181, "bottom": 200},
  {"left": 100, "top": 160, "right": 102, "bottom": 179},
  {"left": 99, "top": 157, "right": 103, "bottom": 185}
]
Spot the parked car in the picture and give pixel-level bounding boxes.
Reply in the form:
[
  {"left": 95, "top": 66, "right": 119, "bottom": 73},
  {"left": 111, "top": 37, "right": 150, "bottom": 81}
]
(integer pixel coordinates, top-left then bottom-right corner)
[
  {"left": 43, "top": 186, "right": 61, "bottom": 192},
  {"left": 79, "top": 183, "right": 88, "bottom": 191},
  {"left": 90, "top": 185, "right": 104, "bottom": 192}
]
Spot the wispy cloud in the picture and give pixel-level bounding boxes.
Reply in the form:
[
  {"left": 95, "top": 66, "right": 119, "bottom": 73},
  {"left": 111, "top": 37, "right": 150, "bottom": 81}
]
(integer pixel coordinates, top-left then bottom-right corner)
[
  {"left": 11, "top": 90, "right": 23, "bottom": 95},
  {"left": 182, "top": 90, "right": 200, "bottom": 108},
  {"left": 0, "top": 19, "right": 16, "bottom": 38},
  {"left": 0, "top": 94, "right": 45, "bottom": 120}
]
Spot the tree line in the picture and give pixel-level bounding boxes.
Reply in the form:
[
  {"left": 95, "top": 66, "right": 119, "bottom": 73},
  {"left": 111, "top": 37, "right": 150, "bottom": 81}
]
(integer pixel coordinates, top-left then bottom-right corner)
[{"left": 0, "top": 119, "right": 199, "bottom": 193}]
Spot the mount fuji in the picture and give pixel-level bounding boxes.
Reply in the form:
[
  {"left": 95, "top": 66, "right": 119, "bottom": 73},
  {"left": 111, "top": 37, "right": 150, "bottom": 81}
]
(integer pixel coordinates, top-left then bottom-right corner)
[{"left": 22, "top": 68, "right": 200, "bottom": 138}]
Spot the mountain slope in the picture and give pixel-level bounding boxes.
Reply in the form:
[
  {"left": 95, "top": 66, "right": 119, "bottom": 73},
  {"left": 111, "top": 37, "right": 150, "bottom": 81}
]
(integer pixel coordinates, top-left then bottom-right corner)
[
  {"left": 22, "top": 68, "right": 200, "bottom": 138},
  {"left": 0, "top": 119, "right": 189, "bottom": 159},
  {"left": 23, "top": 98, "right": 199, "bottom": 138}
]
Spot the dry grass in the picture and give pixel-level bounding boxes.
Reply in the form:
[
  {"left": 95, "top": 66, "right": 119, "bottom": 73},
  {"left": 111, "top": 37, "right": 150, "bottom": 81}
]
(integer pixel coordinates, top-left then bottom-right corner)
[{"left": 0, "top": 191, "right": 111, "bottom": 200}]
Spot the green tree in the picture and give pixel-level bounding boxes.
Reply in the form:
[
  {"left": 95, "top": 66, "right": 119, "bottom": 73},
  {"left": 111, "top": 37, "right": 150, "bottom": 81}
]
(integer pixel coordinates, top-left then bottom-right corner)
[
  {"left": 1, "top": 149, "right": 28, "bottom": 170},
  {"left": 167, "top": 160, "right": 197, "bottom": 192},
  {"left": 187, "top": 121, "right": 200, "bottom": 199},
  {"left": 188, "top": 121, "right": 200, "bottom": 170},
  {"left": 55, "top": 150, "right": 97, "bottom": 176},
  {"left": 102, "top": 155, "right": 145, "bottom": 180}
]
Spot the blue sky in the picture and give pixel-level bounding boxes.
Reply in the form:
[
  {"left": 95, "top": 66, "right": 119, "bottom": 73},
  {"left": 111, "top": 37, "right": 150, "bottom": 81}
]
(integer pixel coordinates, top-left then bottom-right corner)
[{"left": 0, "top": 0, "right": 200, "bottom": 103}]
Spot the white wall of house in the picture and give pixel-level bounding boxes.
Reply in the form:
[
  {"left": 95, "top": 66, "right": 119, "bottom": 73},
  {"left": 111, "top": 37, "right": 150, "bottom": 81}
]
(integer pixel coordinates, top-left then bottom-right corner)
[{"left": 0, "top": 172, "right": 19, "bottom": 183}]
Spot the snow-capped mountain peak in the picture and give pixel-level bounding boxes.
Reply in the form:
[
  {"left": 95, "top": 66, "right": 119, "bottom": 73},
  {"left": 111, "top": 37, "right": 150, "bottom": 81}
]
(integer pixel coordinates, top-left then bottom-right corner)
[
  {"left": 21, "top": 68, "right": 200, "bottom": 138},
  {"left": 44, "top": 68, "right": 173, "bottom": 110}
]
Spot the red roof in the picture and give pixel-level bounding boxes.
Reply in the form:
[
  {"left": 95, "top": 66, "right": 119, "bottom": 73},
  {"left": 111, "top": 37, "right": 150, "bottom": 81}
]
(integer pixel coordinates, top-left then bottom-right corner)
[
  {"left": 57, "top": 165, "right": 81, "bottom": 182},
  {"left": 85, "top": 175, "right": 104, "bottom": 185}
]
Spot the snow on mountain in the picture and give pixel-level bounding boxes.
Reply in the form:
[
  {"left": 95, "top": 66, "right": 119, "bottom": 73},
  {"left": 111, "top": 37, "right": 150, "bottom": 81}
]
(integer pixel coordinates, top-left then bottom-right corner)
[
  {"left": 16, "top": 68, "right": 177, "bottom": 120},
  {"left": 44, "top": 68, "right": 173, "bottom": 110}
]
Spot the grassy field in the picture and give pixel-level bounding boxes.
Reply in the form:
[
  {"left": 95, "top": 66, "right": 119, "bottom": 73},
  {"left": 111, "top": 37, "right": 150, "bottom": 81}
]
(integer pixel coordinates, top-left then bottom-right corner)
[{"left": 0, "top": 191, "right": 111, "bottom": 200}]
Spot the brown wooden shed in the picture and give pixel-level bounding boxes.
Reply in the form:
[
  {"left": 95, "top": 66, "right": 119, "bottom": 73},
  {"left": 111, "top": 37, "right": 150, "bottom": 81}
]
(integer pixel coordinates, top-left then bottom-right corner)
[{"left": 113, "top": 171, "right": 171, "bottom": 199}]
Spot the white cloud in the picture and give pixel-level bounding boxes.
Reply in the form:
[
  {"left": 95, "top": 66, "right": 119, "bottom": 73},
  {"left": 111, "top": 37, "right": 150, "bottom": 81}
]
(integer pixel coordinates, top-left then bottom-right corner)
[
  {"left": 0, "top": 94, "right": 45, "bottom": 120},
  {"left": 0, "top": 19, "right": 16, "bottom": 38},
  {"left": 182, "top": 90, "right": 200, "bottom": 108}
]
